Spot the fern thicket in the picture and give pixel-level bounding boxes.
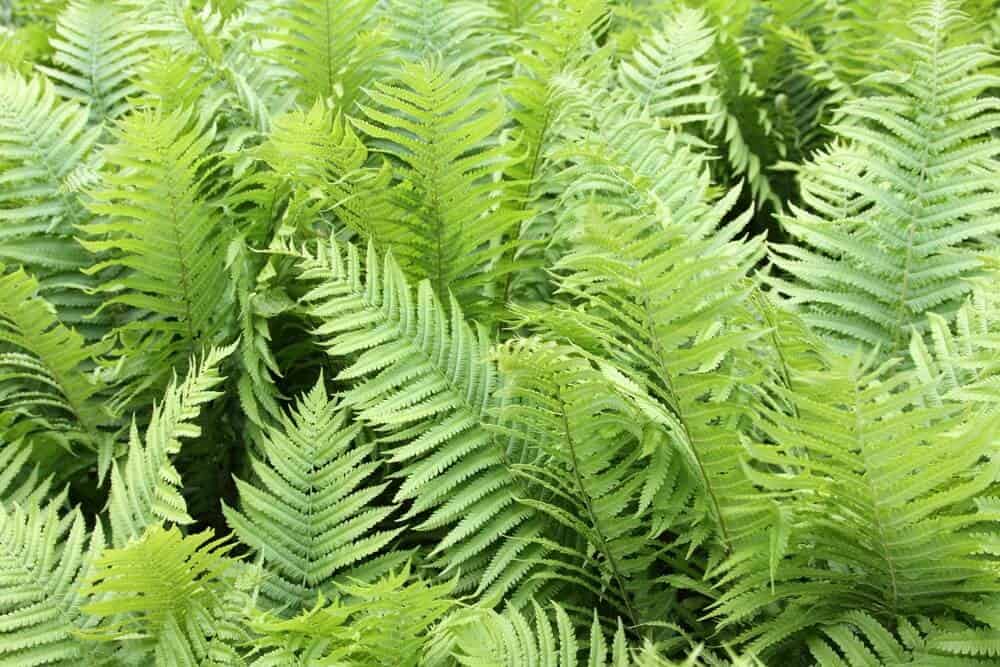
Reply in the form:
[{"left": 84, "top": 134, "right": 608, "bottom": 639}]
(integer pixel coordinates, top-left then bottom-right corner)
[{"left": 2, "top": 0, "right": 1000, "bottom": 665}]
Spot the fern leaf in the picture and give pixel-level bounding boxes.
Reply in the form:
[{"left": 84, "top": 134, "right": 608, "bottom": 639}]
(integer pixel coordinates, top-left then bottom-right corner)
[
  {"left": 107, "top": 343, "right": 234, "bottom": 546},
  {"left": 223, "top": 377, "right": 403, "bottom": 610}
]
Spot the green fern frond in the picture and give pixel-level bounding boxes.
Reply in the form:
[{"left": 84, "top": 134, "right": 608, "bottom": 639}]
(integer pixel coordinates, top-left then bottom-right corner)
[
  {"left": 107, "top": 343, "right": 233, "bottom": 546},
  {"left": 223, "top": 377, "right": 403, "bottom": 610},
  {"left": 713, "top": 352, "right": 1000, "bottom": 655},
  {"left": 353, "top": 59, "right": 522, "bottom": 314},
  {"left": 0, "top": 266, "right": 110, "bottom": 456},
  {"left": 83, "top": 104, "right": 234, "bottom": 407},
  {"left": 288, "top": 237, "right": 547, "bottom": 601},
  {"left": 769, "top": 0, "right": 1000, "bottom": 353},
  {"left": 380, "top": 0, "right": 505, "bottom": 71},
  {"left": 0, "top": 69, "right": 102, "bottom": 332},
  {"left": 247, "top": 565, "right": 455, "bottom": 666},
  {"left": 37, "top": 0, "right": 147, "bottom": 125},
  {"left": 0, "top": 427, "right": 53, "bottom": 509},
  {"left": 268, "top": 0, "right": 385, "bottom": 109},
  {"left": 0, "top": 502, "right": 107, "bottom": 666},
  {"left": 82, "top": 524, "right": 240, "bottom": 666}
]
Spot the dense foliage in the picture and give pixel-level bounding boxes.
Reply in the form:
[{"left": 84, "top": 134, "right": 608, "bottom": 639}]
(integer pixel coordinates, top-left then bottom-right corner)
[{"left": 2, "top": 0, "right": 1000, "bottom": 664}]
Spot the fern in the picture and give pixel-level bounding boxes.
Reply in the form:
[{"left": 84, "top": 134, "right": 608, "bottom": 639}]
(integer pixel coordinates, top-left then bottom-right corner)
[
  {"left": 223, "top": 377, "right": 403, "bottom": 610},
  {"left": 0, "top": 69, "right": 102, "bottom": 332},
  {"left": 353, "top": 59, "right": 522, "bottom": 315},
  {"left": 81, "top": 525, "right": 240, "bottom": 666},
  {"left": 769, "top": 0, "right": 1000, "bottom": 353},
  {"left": 0, "top": 502, "right": 106, "bottom": 666},
  {"left": 107, "top": 344, "right": 233, "bottom": 546},
  {"left": 289, "top": 237, "right": 547, "bottom": 601},
  {"left": 713, "top": 352, "right": 1000, "bottom": 655},
  {"left": 37, "top": 0, "right": 146, "bottom": 125},
  {"left": 83, "top": 104, "right": 234, "bottom": 407}
]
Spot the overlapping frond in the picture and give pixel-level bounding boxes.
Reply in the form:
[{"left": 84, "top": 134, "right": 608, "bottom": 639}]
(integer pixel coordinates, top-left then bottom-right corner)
[
  {"left": 353, "top": 59, "right": 522, "bottom": 314},
  {"left": 223, "top": 378, "right": 403, "bottom": 609},
  {"left": 0, "top": 503, "right": 106, "bottom": 666},
  {"left": 713, "top": 352, "right": 1000, "bottom": 655},
  {"left": 288, "top": 237, "right": 546, "bottom": 601},
  {"left": 0, "top": 69, "right": 101, "bottom": 332},
  {"left": 0, "top": 266, "right": 109, "bottom": 454},
  {"left": 769, "top": 0, "right": 1000, "bottom": 353},
  {"left": 83, "top": 104, "right": 234, "bottom": 406},
  {"left": 82, "top": 525, "right": 240, "bottom": 666},
  {"left": 267, "top": 0, "right": 385, "bottom": 109},
  {"left": 107, "top": 344, "right": 233, "bottom": 546},
  {"left": 37, "top": 0, "right": 147, "bottom": 125}
]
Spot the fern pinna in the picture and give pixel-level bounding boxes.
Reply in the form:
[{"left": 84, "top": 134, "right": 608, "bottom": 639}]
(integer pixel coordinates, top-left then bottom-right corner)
[{"left": 1, "top": 0, "right": 1000, "bottom": 665}]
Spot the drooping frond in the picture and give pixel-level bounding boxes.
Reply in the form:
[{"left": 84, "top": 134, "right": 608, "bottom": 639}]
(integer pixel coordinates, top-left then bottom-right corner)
[
  {"left": 267, "top": 0, "right": 385, "bottom": 109},
  {"left": 713, "top": 352, "right": 1000, "bottom": 655},
  {"left": 0, "top": 503, "right": 107, "bottom": 666},
  {"left": 0, "top": 266, "right": 110, "bottom": 456},
  {"left": 223, "top": 377, "right": 403, "bottom": 610},
  {"left": 107, "top": 344, "right": 233, "bottom": 546},
  {"left": 288, "top": 237, "right": 546, "bottom": 601},
  {"left": 769, "top": 0, "right": 1000, "bottom": 353},
  {"left": 37, "top": 0, "right": 147, "bottom": 125},
  {"left": 353, "top": 59, "right": 522, "bottom": 314},
  {"left": 493, "top": 339, "right": 662, "bottom": 628},
  {"left": 246, "top": 565, "right": 455, "bottom": 665},
  {"left": 83, "top": 104, "right": 234, "bottom": 407},
  {"left": 82, "top": 525, "right": 240, "bottom": 666},
  {"left": 0, "top": 69, "right": 101, "bottom": 332}
]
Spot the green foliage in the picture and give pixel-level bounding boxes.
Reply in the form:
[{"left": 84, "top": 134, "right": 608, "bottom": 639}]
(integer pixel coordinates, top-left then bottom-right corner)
[{"left": 1, "top": 1, "right": 1000, "bottom": 665}]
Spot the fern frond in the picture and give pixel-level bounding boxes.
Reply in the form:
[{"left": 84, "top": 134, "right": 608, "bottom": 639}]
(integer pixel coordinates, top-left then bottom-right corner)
[
  {"left": 380, "top": 0, "right": 505, "bottom": 71},
  {"left": 37, "top": 0, "right": 147, "bottom": 125},
  {"left": 0, "top": 424, "right": 53, "bottom": 509},
  {"left": 0, "top": 502, "right": 106, "bottom": 666},
  {"left": 713, "top": 352, "right": 1000, "bottom": 655},
  {"left": 288, "top": 237, "right": 546, "bottom": 601},
  {"left": 268, "top": 0, "right": 385, "bottom": 109},
  {"left": 247, "top": 565, "right": 455, "bottom": 665},
  {"left": 223, "top": 377, "right": 403, "bottom": 610},
  {"left": 107, "top": 343, "right": 233, "bottom": 546},
  {"left": 769, "top": 0, "right": 1000, "bottom": 353},
  {"left": 0, "top": 69, "right": 102, "bottom": 332},
  {"left": 0, "top": 266, "right": 110, "bottom": 456},
  {"left": 82, "top": 525, "right": 240, "bottom": 666},
  {"left": 353, "top": 59, "right": 522, "bottom": 314},
  {"left": 83, "top": 104, "right": 234, "bottom": 407}
]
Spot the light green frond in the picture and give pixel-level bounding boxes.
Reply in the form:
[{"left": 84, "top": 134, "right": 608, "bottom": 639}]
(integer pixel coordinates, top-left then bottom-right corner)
[
  {"left": 107, "top": 343, "right": 233, "bottom": 546},
  {"left": 0, "top": 266, "right": 110, "bottom": 455},
  {"left": 353, "top": 59, "right": 522, "bottom": 314},
  {"left": 0, "top": 503, "right": 106, "bottom": 666},
  {"left": 82, "top": 525, "right": 239, "bottom": 666},
  {"left": 0, "top": 69, "right": 102, "bottom": 332},
  {"left": 83, "top": 104, "right": 234, "bottom": 407},
  {"left": 223, "top": 377, "right": 403, "bottom": 610},
  {"left": 287, "top": 237, "right": 546, "bottom": 601},
  {"left": 380, "top": 0, "right": 505, "bottom": 71},
  {"left": 770, "top": 0, "right": 1000, "bottom": 353},
  {"left": 0, "top": 427, "right": 53, "bottom": 510},
  {"left": 37, "top": 0, "right": 147, "bottom": 125},
  {"left": 713, "top": 353, "right": 1000, "bottom": 655},
  {"left": 267, "top": 0, "right": 385, "bottom": 109},
  {"left": 247, "top": 565, "right": 455, "bottom": 666}
]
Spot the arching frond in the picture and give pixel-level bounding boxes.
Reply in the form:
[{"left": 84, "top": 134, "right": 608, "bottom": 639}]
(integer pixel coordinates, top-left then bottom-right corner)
[
  {"left": 223, "top": 378, "right": 403, "bottom": 610},
  {"left": 82, "top": 525, "right": 240, "bottom": 666},
  {"left": 288, "top": 237, "right": 547, "bottom": 602},
  {"left": 83, "top": 105, "right": 234, "bottom": 407},
  {"left": 0, "top": 69, "right": 101, "bottom": 332},
  {"left": 0, "top": 503, "right": 107, "bottom": 666},
  {"left": 769, "top": 0, "right": 1000, "bottom": 353},
  {"left": 107, "top": 344, "right": 233, "bottom": 546},
  {"left": 0, "top": 266, "right": 110, "bottom": 457}
]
